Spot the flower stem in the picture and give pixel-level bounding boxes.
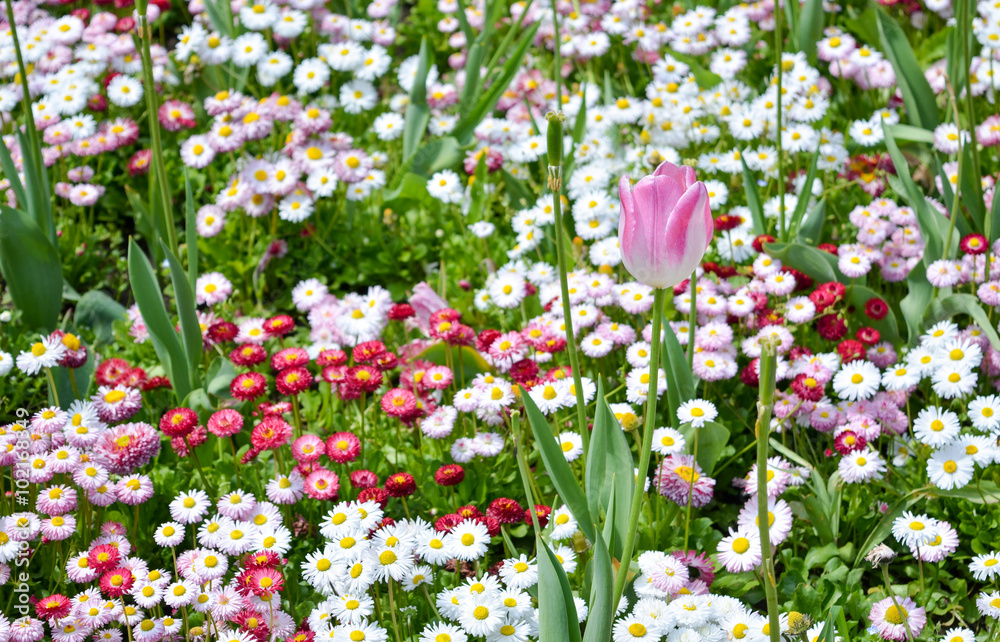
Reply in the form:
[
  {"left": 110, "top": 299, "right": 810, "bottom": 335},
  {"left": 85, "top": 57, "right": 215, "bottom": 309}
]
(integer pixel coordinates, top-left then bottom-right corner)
[
  {"left": 880, "top": 564, "right": 916, "bottom": 642},
  {"left": 386, "top": 579, "right": 403, "bottom": 642},
  {"left": 291, "top": 394, "right": 304, "bottom": 440},
  {"left": 611, "top": 287, "right": 664, "bottom": 609},
  {"left": 548, "top": 112, "right": 589, "bottom": 461},
  {"left": 756, "top": 338, "right": 780, "bottom": 642},
  {"left": 512, "top": 412, "right": 543, "bottom": 536},
  {"left": 184, "top": 436, "right": 213, "bottom": 499},
  {"left": 686, "top": 271, "right": 696, "bottom": 369}
]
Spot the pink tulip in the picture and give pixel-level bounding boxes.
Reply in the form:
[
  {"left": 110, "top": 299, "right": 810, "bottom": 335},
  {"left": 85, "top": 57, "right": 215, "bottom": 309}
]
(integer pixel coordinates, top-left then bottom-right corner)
[{"left": 618, "top": 161, "right": 714, "bottom": 289}]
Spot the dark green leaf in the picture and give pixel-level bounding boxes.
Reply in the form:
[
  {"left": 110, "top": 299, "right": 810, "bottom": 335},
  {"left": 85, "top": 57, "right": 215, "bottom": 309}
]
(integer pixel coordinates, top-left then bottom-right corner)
[
  {"left": 900, "top": 269, "right": 933, "bottom": 345},
  {"left": 798, "top": 0, "right": 825, "bottom": 64},
  {"left": 849, "top": 285, "right": 900, "bottom": 344},
  {"left": 402, "top": 38, "right": 431, "bottom": 160},
  {"left": 522, "top": 392, "right": 596, "bottom": 545},
  {"left": 741, "top": 157, "right": 767, "bottom": 236},
  {"left": 537, "top": 538, "right": 582, "bottom": 642},
  {"left": 0, "top": 206, "right": 62, "bottom": 331},
  {"left": 874, "top": 5, "right": 939, "bottom": 130},
  {"left": 679, "top": 421, "right": 729, "bottom": 476},
  {"left": 662, "top": 322, "right": 695, "bottom": 429},
  {"left": 583, "top": 530, "right": 614, "bottom": 642},
  {"left": 786, "top": 151, "right": 819, "bottom": 241},
  {"left": 924, "top": 293, "right": 1000, "bottom": 350},
  {"left": 128, "top": 238, "right": 191, "bottom": 401},
  {"left": 74, "top": 291, "right": 127, "bottom": 345},
  {"left": 453, "top": 22, "right": 540, "bottom": 144},
  {"left": 764, "top": 241, "right": 841, "bottom": 284},
  {"left": 585, "top": 385, "right": 634, "bottom": 559},
  {"left": 185, "top": 169, "right": 199, "bottom": 293},
  {"left": 160, "top": 240, "right": 203, "bottom": 392},
  {"left": 0, "top": 138, "right": 27, "bottom": 210},
  {"left": 796, "top": 200, "right": 826, "bottom": 245}
]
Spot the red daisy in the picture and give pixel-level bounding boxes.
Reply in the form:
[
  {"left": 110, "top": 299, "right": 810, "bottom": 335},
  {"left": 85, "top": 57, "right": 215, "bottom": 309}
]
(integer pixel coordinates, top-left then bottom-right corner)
[
  {"left": 380, "top": 388, "right": 416, "bottom": 417},
  {"left": 264, "top": 315, "right": 295, "bottom": 337},
  {"left": 350, "top": 469, "right": 378, "bottom": 489},
  {"left": 271, "top": 348, "right": 310, "bottom": 372},
  {"left": 251, "top": 416, "right": 293, "bottom": 450},
  {"left": 325, "top": 432, "right": 361, "bottom": 464},
  {"left": 231, "top": 372, "right": 267, "bottom": 401},
  {"left": 159, "top": 407, "right": 198, "bottom": 438},
  {"left": 247, "top": 567, "right": 284, "bottom": 596},
  {"left": 121, "top": 367, "right": 148, "bottom": 388},
  {"left": 487, "top": 497, "right": 524, "bottom": 525},
  {"left": 207, "top": 409, "right": 244, "bottom": 437},
  {"left": 373, "top": 352, "right": 398, "bottom": 371},
  {"left": 171, "top": 425, "right": 208, "bottom": 457},
  {"left": 316, "top": 349, "right": 347, "bottom": 367},
  {"left": 388, "top": 303, "right": 415, "bottom": 320},
  {"left": 35, "top": 594, "right": 71, "bottom": 620},
  {"left": 208, "top": 321, "right": 239, "bottom": 343},
  {"left": 98, "top": 568, "right": 134, "bottom": 597},
  {"left": 434, "top": 464, "right": 464, "bottom": 486},
  {"left": 95, "top": 358, "right": 131, "bottom": 386},
  {"left": 384, "top": 472, "right": 416, "bottom": 498},
  {"left": 960, "top": 233, "right": 988, "bottom": 255},
  {"left": 292, "top": 434, "right": 325, "bottom": 463},
  {"left": 322, "top": 365, "right": 348, "bottom": 384},
  {"left": 434, "top": 514, "right": 463, "bottom": 533},
  {"left": 303, "top": 468, "right": 339, "bottom": 501},
  {"left": 456, "top": 505, "right": 482, "bottom": 521},
  {"left": 347, "top": 365, "right": 382, "bottom": 392},
  {"left": 231, "top": 344, "right": 268, "bottom": 367},
  {"left": 352, "top": 341, "right": 386, "bottom": 363},
  {"left": 526, "top": 504, "right": 552, "bottom": 529},
  {"left": 357, "top": 486, "right": 388, "bottom": 508},
  {"left": 275, "top": 367, "right": 313, "bottom": 396},
  {"left": 87, "top": 543, "right": 120, "bottom": 573}
]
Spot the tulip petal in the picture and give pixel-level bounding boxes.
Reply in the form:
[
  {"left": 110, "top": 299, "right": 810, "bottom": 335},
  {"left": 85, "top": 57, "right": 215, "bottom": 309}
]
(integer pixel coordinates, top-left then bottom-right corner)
[
  {"left": 653, "top": 160, "right": 697, "bottom": 190},
  {"left": 661, "top": 181, "right": 713, "bottom": 285}
]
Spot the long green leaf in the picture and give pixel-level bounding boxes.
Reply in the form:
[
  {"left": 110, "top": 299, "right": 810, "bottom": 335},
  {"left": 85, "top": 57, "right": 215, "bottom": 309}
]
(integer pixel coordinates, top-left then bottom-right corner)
[
  {"left": 764, "top": 241, "right": 841, "bottom": 284},
  {"left": 740, "top": 157, "right": 767, "bottom": 235},
  {"left": 849, "top": 285, "right": 901, "bottom": 344},
  {"left": 184, "top": 170, "right": 199, "bottom": 293},
  {"left": 796, "top": 200, "right": 826, "bottom": 245},
  {"left": 127, "top": 238, "right": 191, "bottom": 400},
  {"left": 160, "top": 240, "right": 203, "bottom": 391},
  {"left": 0, "top": 138, "right": 27, "bottom": 210},
  {"left": 537, "top": 538, "right": 582, "bottom": 642},
  {"left": 883, "top": 123, "right": 950, "bottom": 265},
  {"left": 988, "top": 175, "right": 1000, "bottom": 244},
  {"left": 75, "top": 290, "right": 127, "bottom": 345},
  {"left": 0, "top": 206, "right": 62, "bottom": 331},
  {"left": 402, "top": 37, "right": 431, "bottom": 161},
  {"left": 522, "top": 392, "right": 596, "bottom": 545},
  {"left": 853, "top": 489, "right": 922, "bottom": 566},
  {"left": 900, "top": 269, "right": 933, "bottom": 345},
  {"left": 786, "top": 151, "right": 819, "bottom": 241},
  {"left": 582, "top": 529, "right": 614, "bottom": 642},
  {"left": 679, "top": 421, "right": 730, "bottom": 476},
  {"left": 453, "top": 22, "right": 540, "bottom": 144},
  {"left": 798, "top": 0, "right": 825, "bottom": 64},
  {"left": 585, "top": 385, "right": 634, "bottom": 559},
  {"left": 925, "top": 293, "right": 1000, "bottom": 350},
  {"left": 873, "top": 5, "right": 939, "bottom": 130},
  {"left": 960, "top": 141, "right": 984, "bottom": 232},
  {"left": 661, "top": 323, "right": 696, "bottom": 430}
]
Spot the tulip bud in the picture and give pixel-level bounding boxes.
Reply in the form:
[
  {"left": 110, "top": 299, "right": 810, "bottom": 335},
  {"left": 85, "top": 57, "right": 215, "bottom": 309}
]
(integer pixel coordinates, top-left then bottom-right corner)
[
  {"left": 617, "top": 161, "right": 714, "bottom": 289},
  {"left": 545, "top": 111, "right": 564, "bottom": 168}
]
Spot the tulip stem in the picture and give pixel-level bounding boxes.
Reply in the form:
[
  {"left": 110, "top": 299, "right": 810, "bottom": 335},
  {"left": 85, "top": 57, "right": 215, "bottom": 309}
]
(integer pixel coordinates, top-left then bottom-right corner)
[
  {"left": 548, "top": 114, "right": 589, "bottom": 461},
  {"left": 775, "top": 1, "right": 785, "bottom": 241},
  {"left": 686, "top": 271, "right": 696, "bottom": 370},
  {"left": 756, "top": 338, "right": 780, "bottom": 642},
  {"left": 612, "top": 287, "right": 665, "bottom": 610}
]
